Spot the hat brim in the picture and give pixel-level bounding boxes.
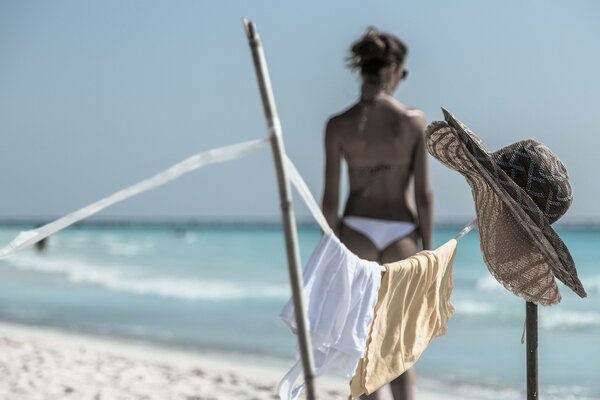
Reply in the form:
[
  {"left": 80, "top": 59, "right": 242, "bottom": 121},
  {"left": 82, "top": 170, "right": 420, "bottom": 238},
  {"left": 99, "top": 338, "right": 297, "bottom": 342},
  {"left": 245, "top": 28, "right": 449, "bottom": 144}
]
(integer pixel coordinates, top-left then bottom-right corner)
[
  {"left": 426, "top": 121, "right": 561, "bottom": 305},
  {"left": 440, "top": 108, "right": 585, "bottom": 299}
]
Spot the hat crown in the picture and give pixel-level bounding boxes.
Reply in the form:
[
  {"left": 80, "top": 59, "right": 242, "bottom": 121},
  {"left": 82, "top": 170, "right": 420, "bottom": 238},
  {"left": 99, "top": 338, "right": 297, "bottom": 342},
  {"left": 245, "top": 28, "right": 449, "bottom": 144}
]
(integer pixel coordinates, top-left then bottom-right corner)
[{"left": 493, "top": 140, "right": 572, "bottom": 224}]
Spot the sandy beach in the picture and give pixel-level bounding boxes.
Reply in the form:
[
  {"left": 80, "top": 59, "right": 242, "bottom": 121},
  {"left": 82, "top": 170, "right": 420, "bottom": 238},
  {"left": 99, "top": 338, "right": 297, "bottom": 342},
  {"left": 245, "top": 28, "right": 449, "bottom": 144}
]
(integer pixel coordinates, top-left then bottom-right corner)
[{"left": 0, "top": 322, "right": 460, "bottom": 400}]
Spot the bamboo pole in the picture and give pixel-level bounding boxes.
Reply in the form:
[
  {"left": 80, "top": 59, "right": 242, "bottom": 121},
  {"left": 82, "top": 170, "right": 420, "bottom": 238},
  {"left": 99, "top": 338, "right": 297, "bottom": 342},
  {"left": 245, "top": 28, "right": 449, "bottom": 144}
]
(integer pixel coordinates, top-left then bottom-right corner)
[
  {"left": 242, "top": 18, "right": 317, "bottom": 400},
  {"left": 526, "top": 302, "right": 538, "bottom": 399}
]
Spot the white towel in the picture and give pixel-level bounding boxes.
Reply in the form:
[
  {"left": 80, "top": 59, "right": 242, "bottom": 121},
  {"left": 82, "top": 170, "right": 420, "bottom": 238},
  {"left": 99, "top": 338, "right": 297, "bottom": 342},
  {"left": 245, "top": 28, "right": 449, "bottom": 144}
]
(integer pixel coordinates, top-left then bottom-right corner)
[{"left": 278, "top": 231, "right": 381, "bottom": 400}]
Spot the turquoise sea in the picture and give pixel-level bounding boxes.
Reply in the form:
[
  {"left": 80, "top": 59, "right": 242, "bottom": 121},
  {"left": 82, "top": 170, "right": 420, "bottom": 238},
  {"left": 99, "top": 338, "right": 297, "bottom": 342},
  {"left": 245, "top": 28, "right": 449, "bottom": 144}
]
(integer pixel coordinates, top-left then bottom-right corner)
[{"left": 0, "top": 223, "right": 598, "bottom": 399}]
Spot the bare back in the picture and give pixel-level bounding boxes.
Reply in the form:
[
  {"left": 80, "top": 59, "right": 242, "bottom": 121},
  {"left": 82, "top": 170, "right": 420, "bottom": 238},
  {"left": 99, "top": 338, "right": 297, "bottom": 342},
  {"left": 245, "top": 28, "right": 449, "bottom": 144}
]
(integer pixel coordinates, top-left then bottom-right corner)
[
  {"left": 340, "top": 97, "right": 424, "bottom": 220},
  {"left": 322, "top": 94, "right": 432, "bottom": 251}
]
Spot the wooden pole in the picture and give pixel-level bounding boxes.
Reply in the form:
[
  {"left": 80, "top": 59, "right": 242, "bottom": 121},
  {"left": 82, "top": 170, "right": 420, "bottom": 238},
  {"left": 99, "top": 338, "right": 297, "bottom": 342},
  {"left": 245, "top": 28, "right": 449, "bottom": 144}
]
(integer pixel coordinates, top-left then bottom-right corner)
[
  {"left": 242, "top": 18, "right": 317, "bottom": 400},
  {"left": 526, "top": 301, "right": 538, "bottom": 399}
]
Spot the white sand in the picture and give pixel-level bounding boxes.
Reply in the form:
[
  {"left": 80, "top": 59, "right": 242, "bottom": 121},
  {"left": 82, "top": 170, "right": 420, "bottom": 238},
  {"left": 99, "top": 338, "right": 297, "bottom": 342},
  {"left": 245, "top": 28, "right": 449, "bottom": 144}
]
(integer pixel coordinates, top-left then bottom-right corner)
[{"left": 0, "top": 322, "right": 458, "bottom": 400}]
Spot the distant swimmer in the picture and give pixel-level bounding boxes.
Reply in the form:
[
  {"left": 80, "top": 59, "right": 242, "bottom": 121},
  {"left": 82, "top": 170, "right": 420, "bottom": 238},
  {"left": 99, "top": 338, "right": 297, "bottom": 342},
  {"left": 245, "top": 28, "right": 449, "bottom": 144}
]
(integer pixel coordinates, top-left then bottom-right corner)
[
  {"left": 34, "top": 223, "right": 49, "bottom": 254},
  {"left": 34, "top": 236, "right": 48, "bottom": 253}
]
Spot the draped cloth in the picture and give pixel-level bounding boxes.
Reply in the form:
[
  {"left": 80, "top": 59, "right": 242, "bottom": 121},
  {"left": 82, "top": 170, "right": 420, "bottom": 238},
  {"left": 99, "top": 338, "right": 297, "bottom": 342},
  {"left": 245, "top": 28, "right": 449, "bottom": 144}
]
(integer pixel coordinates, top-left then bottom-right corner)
[
  {"left": 349, "top": 239, "right": 457, "bottom": 399},
  {"left": 279, "top": 231, "right": 381, "bottom": 400}
]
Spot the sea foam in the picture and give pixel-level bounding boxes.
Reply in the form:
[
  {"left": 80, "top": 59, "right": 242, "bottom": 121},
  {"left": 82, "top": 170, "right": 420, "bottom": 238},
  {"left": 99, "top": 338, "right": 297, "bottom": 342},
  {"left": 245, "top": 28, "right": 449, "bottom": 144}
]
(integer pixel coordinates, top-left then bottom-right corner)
[
  {"left": 475, "top": 275, "right": 506, "bottom": 293},
  {"left": 541, "top": 310, "right": 600, "bottom": 330},
  {"left": 5, "top": 255, "right": 290, "bottom": 301},
  {"left": 452, "top": 300, "right": 495, "bottom": 317}
]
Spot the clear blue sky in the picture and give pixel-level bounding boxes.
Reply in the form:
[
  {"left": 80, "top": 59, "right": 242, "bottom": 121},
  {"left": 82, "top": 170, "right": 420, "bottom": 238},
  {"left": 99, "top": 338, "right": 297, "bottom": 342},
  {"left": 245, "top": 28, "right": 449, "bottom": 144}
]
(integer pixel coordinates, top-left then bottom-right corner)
[{"left": 1, "top": 1, "right": 599, "bottom": 222}]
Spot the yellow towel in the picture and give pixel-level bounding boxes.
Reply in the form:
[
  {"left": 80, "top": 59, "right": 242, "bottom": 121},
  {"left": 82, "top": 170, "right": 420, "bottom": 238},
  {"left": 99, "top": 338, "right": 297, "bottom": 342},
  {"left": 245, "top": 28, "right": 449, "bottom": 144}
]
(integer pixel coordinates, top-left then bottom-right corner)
[{"left": 349, "top": 239, "right": 457, "bottom": 399}]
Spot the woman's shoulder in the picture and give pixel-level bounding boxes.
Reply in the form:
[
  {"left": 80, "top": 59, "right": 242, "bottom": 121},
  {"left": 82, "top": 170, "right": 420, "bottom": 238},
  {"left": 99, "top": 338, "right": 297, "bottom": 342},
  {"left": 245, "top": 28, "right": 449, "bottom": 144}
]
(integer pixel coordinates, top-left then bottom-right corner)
[
  {"left": 388, "top": 100, "right": 426, "bottom": 121},
  {"left": 325, "top": 104, "right": 361, "bottom": 131},
  {"left": 385, "top": 101, "right": 427, "bottom": 137},
  {"left": 328, "top": 103, "right": 361, "bottom": 121}
]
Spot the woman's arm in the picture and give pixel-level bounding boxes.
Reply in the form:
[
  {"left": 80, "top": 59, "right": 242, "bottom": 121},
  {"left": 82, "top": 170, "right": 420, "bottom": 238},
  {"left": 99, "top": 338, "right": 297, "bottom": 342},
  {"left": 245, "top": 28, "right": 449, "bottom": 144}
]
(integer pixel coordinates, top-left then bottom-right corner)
[
  {"left": 322, "top": 119, "right": 342, "bottom": 235},
  {"left": 412, "top": 117, "right": 434, "bottom": 250}
]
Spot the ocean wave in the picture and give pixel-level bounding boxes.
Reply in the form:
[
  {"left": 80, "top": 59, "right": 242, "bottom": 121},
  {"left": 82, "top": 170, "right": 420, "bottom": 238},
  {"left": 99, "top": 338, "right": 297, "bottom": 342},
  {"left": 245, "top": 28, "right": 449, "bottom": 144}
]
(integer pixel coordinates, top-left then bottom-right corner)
[
  {"left": 541, "top": 310, "right": 600, "bottom": 331},
  {"left": 478, "top": 274, "right": 600, "bottom": 298},
  {"left": 5, "top": 255, "right": 290, "bottom": 301},
  {"left": 62, "top": 234, "right": 89, "bottom": 249},
  {"left": 99, "top": 235, "right": 155, "bottom": 257},
  {"left": 421, "top": 375, "right": 599, "bottom": 400},
  {"left": 183, "top": 233, "right": 198, "bottom": 244},
  {"left": 475, "top": 275, "right": 506, "bottom": 293},
  {"left": 582, "top": 275, "right": 600, "bottom": 296},
  {"left": 452, "top": 298, "right": 600, "bottom": 331},
  {"left": 104, "top": 241, "right": 147, "bottom": 257},
  {"left": 452, "top": 300, "right": 495, "bottom": 316}
]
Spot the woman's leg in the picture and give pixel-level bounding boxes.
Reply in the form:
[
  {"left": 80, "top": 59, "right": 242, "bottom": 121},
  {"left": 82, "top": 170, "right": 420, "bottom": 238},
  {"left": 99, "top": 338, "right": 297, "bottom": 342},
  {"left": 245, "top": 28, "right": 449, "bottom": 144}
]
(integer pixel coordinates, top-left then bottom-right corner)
[
  {"left": 388, "top": 369, "right": 416, "bottom": 400},
  {"left": 341, "top": 224, "right": 382, "bottom": 400},
  {"left": 344, "top": 227, "right": 418, "bottom": 400},
  {"left": 361, "top": 391, "right": 383, "bottom": 400},
  {"left": 379, "top": 232, "right": 419, "bottom": 400}
]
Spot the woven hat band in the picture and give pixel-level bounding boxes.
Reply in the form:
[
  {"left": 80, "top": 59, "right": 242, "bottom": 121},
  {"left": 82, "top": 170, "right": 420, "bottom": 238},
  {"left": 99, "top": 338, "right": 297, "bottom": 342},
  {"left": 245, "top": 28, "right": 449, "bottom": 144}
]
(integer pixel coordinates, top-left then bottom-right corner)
[{"left": 493, "top": 140, "right": 573, "bottom": 224}]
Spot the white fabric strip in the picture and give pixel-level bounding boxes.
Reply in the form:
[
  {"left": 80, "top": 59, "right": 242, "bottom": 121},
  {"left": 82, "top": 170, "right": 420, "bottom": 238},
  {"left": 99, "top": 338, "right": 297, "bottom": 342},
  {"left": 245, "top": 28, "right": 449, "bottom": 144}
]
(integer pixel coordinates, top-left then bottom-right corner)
[
  {"left": 0, "top": 138, "right": 269, "bottom": 259},
  {"left": 285, "top": 157, "right": 331, "bottom": 233},
  {"left": 453, "top": 218, "right": 478, "bottom": 240}
]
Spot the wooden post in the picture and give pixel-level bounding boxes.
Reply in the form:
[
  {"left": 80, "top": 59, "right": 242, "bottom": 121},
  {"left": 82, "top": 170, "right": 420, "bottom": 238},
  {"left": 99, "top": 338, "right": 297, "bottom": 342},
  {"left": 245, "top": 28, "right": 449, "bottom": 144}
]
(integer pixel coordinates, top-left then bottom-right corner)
[
  {"left": 242, "top": 18, "right": 317, "bottom": 400},
  {"left": 526, "top": 301, "right": 538, "bottom": 399}
]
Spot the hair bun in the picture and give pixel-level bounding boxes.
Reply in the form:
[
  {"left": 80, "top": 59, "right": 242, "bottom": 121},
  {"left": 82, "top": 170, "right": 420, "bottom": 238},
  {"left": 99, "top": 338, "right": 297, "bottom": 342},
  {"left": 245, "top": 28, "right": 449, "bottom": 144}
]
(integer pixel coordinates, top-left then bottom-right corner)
[
  {"left": 351, "top": 29, "right": 387, "bottom": 63},
  {"left": 347, "top": 27, "right": 408, "bottom": 76}
]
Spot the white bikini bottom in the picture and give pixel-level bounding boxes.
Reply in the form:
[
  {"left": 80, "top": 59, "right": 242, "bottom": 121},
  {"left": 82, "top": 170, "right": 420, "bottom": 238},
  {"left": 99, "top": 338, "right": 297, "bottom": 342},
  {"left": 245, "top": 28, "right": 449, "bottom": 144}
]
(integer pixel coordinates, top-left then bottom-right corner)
[{"left": 343, "top": 216, "right": 416, "bottom": 251}]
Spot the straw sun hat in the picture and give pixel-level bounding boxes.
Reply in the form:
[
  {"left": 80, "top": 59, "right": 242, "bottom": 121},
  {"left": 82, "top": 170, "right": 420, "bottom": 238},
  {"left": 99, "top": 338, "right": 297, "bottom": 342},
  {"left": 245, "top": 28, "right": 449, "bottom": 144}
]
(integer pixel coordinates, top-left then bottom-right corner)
[{"left": 426, "top": 108, "right": 586, "bottom": 306}]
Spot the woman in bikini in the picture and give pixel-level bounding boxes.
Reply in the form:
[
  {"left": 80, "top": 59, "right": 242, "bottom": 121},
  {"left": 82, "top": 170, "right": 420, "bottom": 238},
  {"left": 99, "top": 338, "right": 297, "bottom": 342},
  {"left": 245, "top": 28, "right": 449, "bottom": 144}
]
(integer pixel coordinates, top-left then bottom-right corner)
[{"left": 322, "top": 28, "right": 433, "bottom": 400}]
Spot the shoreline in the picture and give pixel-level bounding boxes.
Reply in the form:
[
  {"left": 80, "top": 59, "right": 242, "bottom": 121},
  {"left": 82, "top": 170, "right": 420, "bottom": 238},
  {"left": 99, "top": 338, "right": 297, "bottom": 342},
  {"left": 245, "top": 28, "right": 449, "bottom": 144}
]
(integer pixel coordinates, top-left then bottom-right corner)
[{"left": 0, "top": 321, "right": 460, "bottom": 400}]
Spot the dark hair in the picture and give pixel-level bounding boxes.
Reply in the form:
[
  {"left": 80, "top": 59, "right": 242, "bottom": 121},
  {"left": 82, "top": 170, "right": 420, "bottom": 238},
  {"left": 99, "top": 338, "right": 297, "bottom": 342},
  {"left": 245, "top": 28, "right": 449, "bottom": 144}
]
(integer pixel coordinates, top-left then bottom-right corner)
[{"left": 348, "top": 27, "right": 408, "bottom": 76}]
